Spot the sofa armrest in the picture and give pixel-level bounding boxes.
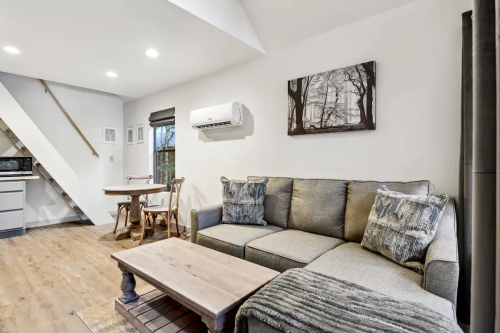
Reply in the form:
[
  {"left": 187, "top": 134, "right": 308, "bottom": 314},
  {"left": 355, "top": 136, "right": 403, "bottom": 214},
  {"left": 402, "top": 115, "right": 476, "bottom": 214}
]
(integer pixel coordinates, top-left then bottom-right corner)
[
  {"left": 190, "top": 204, "right": 223, "bottom": 243},
  {"left": 423, "top": 198, "right": 459, "bottom": 308}
]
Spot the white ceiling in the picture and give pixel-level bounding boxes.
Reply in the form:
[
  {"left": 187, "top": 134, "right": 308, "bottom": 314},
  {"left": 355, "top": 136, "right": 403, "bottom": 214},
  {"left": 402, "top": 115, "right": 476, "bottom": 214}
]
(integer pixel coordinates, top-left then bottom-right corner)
[
  {"left": 0, "top": 0, "right": 418, "bottom": 99},
  {"left": 240, "top": 0, "right": 419, "bottom": 51},
  {"left": 0, "top": 0, "right": 262, "bottom": 99}
]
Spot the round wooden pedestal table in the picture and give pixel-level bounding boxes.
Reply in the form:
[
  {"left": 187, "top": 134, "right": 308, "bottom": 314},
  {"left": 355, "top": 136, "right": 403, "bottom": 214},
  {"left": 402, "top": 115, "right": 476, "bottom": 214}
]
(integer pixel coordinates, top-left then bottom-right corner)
[{"left": 103, "top": 184, "right": 166, "bottom": 241}]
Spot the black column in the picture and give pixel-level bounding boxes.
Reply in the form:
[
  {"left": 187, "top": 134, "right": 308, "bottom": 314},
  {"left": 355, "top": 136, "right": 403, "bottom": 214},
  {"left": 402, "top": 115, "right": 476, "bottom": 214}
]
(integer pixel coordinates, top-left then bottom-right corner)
[
  {"left": 458, "top": 10, "right": 472, "bottom": 325},
  {"left": 470, "top": 0, "right": 497, "bottom": 331}
]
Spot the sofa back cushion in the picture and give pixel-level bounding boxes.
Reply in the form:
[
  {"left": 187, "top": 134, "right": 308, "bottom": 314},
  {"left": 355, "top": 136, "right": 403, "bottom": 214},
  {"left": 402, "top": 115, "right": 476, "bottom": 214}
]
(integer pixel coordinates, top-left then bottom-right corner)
[
  {"left": 288, "top": 179, "right": 348, "bottom": 238},
  {"left": 248, "top": 176, "right": 293, "bottom": 229},
  {"left": 344, "top": 180, "right": 432, "bottom": 242}
]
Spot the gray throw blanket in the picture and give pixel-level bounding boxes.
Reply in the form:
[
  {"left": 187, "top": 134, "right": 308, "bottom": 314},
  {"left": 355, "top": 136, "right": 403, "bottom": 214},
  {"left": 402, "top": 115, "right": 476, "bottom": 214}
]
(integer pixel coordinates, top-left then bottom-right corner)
[{"left": 235, "top": 269, "right": 462, "bottom": 333}]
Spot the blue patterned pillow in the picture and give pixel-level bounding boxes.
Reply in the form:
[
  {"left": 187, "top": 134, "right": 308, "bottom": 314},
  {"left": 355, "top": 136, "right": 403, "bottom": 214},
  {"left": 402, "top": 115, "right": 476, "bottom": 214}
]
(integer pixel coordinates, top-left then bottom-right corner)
[
  {"left": 221, "top": 177, "right": 269, "bottom": 225},
  {"left": 361, "top": 186, "right": 448, "bottom": 274}
]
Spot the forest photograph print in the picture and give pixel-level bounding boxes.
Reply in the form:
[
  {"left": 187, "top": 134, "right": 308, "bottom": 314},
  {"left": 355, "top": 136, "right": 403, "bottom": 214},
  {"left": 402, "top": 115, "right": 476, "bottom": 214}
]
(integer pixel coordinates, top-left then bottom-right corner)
[{"left": 288, "top": 61, "right": 376, "bottom": 136}]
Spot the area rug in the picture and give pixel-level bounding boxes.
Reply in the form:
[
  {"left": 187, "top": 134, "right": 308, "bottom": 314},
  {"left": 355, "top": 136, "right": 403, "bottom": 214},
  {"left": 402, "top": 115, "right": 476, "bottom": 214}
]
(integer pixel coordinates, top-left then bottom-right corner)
[{"left": 77, "top": 298, "right": 138, "bottom": 333}]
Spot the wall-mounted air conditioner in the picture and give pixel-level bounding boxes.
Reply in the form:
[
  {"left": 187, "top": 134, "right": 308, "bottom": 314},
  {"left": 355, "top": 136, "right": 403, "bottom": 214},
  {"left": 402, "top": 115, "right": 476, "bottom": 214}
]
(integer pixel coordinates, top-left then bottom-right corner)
[{"left": 190, "top": 102, "right": 243, "bottom": 130}]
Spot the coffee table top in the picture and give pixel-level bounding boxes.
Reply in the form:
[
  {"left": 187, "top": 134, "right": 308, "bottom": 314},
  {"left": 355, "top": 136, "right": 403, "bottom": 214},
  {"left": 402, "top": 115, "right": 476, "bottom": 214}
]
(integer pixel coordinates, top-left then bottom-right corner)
[
  {"left": 103, "top": 184, "right": 165, "bottom": 196},
  {"left": 111, "top": 238, "right": 279, "bottom": 319}
]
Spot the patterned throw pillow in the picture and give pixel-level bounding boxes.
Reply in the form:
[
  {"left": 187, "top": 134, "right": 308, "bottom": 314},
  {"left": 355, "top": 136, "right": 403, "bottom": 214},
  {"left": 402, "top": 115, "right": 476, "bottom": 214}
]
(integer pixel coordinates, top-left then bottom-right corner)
[
  {"left": 221, "top": 177, "right": 269, "bottom": 226},
  {"left": 361, "top": 186, "right": 449, "bottom": 274}
]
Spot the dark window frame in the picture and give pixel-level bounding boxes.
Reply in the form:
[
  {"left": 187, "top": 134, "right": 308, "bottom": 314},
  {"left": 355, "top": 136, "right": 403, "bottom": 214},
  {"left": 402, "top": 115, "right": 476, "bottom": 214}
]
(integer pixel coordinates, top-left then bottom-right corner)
[{"left": 153, "top": 122, "right": 175, "bottom": 191}]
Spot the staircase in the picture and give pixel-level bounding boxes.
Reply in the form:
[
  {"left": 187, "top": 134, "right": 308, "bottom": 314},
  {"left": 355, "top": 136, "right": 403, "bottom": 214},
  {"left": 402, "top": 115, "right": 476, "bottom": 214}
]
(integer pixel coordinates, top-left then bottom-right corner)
[
  {"left": 0, "top": 81, "right": 114, "bottom": 225},
  {"left": 0, "top": 122, "right": 89, "bottom": 221}
]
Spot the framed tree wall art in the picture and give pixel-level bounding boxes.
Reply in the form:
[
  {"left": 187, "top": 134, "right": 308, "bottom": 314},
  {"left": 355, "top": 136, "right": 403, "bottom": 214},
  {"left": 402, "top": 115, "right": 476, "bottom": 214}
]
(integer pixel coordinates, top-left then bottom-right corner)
[{"left": 288, "top": 61, "right": 376, "bottom": 136}]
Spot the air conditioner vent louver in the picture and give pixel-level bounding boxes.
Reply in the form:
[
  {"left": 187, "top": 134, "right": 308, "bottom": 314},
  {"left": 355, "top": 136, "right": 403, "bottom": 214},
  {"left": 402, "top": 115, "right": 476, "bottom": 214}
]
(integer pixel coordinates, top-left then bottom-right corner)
[
  {"left": 195, "top": 121, "right": 232, "bottom": 129},
  {"left": 190, "top": 102, "right": 243, "bottom": 131}
]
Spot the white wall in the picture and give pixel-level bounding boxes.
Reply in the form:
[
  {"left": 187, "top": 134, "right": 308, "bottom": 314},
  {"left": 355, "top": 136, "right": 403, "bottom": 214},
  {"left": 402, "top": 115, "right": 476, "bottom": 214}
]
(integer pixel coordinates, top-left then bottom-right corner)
[
  {"left": 0, "top": 72, "right": 124, "bottom": 226},
  {"left": 124, "top": 0, "right": 472, "bottom": 228}
]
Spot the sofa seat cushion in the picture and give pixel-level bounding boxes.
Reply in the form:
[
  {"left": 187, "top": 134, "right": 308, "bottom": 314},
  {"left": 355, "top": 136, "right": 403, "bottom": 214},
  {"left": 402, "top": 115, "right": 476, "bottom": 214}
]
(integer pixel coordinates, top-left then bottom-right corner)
[
  {"left": 345, "top": 180, "right": 432, "bottom": 242},
  {"left": 196, "top": 224, "right": 283, "bottom": 259},
  {"left": 305, "top": 242, "right": 455, "bottom": 319},
  {"left": 245, "top": 229, "right": 344, "bottom": 272}
]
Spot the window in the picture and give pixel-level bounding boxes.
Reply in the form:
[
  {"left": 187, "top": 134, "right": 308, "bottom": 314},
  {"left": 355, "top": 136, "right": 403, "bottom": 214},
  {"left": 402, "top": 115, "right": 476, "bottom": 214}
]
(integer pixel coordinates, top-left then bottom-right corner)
[
  {"left": 154, "top": 124, "right": 175, "bottom": 191},
  {"left": 150, "top": 108, "right": 175, "bottom": 190}
]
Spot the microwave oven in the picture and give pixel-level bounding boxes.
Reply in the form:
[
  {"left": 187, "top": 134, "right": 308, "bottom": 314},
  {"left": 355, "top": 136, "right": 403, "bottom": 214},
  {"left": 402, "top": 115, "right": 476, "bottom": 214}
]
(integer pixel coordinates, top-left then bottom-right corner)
[{"left": 0, "top": 157, "right": 33, "bottom": 176}]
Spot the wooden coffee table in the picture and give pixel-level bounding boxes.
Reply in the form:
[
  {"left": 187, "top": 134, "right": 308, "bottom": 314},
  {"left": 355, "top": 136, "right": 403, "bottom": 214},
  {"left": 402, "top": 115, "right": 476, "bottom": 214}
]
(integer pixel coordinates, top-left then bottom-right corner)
[{"left": 112, "top": 238, "right": 279, "bottom": 333}]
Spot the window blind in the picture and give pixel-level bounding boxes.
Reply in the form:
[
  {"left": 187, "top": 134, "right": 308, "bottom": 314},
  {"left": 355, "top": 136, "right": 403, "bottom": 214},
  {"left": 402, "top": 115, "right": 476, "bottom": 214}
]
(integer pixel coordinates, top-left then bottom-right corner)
[{"left": 149, "top": 108, "right": 175, "bottom": 127}]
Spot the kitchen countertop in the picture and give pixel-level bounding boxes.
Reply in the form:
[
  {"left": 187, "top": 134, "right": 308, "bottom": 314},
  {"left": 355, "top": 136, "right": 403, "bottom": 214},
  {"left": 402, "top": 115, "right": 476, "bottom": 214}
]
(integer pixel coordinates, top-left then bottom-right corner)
[{"left": 0, "top": 176, "right": 40, "bottom": 181}]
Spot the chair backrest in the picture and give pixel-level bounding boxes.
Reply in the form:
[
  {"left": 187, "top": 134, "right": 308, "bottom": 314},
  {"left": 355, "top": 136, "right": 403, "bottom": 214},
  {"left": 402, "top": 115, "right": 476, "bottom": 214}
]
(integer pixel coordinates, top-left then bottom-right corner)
[
  {"left": 126, "top": 175, "right": 153, "bottom": 183},
  {"left": 125, "top": 175, "right": 153, "bottom": 200},
  {"left": 168, "top": 177, "right": 185, "bottom": 211}
]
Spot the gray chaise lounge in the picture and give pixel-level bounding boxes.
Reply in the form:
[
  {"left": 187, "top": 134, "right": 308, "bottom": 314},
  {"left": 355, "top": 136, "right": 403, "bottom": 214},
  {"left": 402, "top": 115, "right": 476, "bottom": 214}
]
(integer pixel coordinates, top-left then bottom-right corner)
[{"left": 191, "top": 177, "right": 459, "bottom": 330}]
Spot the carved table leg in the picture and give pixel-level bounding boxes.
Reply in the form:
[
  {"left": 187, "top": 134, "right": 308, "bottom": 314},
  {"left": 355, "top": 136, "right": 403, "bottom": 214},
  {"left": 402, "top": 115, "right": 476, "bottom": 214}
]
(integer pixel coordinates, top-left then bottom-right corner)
[
  {"left": 128, "top": 195, "right": 142, "bottom": 228},
  {"left": 119, "top": 266, "right": 139, "bottom": 303},
  {"left": 115, "top": 195, "right": 142, "bottom": 240}
]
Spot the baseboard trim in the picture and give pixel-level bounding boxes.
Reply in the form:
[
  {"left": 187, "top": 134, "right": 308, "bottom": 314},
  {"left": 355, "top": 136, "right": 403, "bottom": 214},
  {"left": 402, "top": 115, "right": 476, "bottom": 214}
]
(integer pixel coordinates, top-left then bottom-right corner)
[
  {"left": 26, "top": 214, "right": 191, "bottom": 233},
  {"left": 26, "top": 216, "right": 81, "bottom": 229},
  {"left": 25, "top": 210, "right": 120, "bottom": 229}
]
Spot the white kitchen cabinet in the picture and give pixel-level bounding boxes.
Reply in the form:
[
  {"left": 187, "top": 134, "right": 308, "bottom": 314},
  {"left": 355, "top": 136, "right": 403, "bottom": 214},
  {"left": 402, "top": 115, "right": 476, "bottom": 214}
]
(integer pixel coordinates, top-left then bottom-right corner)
[{"left": 0, "top": 176, "right": 39, "bottom": 239}]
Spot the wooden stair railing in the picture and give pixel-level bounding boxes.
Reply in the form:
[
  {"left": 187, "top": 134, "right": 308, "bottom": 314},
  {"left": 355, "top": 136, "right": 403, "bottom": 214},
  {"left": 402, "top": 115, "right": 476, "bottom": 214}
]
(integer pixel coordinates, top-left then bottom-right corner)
[{"left": 39, "top": 79, "right": 99, "bottom": 157}]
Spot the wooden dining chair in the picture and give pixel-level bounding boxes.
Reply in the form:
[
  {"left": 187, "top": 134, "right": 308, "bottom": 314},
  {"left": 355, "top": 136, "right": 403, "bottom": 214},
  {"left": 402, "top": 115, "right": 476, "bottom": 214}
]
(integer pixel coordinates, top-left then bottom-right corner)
[
  {"left": 113, "top": 174, "right": 153, "bottom": 234},
  {"left": 140, "top": 177, "right": 185, "bottom": 244}
]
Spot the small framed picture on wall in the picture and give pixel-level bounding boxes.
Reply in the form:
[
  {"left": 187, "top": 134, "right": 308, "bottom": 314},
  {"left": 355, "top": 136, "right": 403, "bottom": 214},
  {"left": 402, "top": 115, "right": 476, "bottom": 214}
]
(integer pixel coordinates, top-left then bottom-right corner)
[
  {"left": 126, "top": 127, "right": 134, "bottom": 145},
  {"left": 103, "top": 126, "right": 118, "bottom": 144},
  {"left": 136, "top": 124, "right": 145, "bottom": 144}
]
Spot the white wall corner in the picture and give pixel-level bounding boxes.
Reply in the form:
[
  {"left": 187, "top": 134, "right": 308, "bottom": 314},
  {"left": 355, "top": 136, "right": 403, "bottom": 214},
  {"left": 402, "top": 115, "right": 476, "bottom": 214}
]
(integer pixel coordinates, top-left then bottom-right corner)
[{"left": 167, "top": 0, "right": 265, "bottom": 54}]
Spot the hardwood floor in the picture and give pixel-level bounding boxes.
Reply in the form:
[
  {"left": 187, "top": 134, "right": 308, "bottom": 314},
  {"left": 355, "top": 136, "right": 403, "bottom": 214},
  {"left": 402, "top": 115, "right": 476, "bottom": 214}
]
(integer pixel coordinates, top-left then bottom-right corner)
[{"left": 0, "top": 215, "right": 189, "bottom": 333}]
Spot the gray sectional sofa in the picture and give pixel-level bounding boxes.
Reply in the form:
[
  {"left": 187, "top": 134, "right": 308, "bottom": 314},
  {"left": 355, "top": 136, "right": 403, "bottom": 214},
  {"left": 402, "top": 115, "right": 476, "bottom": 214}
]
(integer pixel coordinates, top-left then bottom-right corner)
[{"left": 191, "top": 177, "right": 459, "bottom": 329}]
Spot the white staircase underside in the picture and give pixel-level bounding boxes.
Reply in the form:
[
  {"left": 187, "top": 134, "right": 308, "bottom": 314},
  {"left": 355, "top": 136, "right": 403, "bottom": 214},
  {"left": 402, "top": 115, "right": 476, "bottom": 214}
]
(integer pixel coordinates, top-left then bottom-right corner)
[{"left": 0, "top": 81, "right": 114, "bottom": 226}]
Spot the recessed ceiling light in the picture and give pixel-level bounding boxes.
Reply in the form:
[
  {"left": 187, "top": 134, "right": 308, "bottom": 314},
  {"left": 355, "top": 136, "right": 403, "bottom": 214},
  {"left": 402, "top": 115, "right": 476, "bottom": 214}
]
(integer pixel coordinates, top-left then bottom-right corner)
[
  {"left": 106, "top": 71, "right": 118, "bottom": 78},
  {"left": 145, "top": 48, "right": 159, "bottom": 58},
  {"left": 3, "top": 46, "right": 20, "bottom": 54}
]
